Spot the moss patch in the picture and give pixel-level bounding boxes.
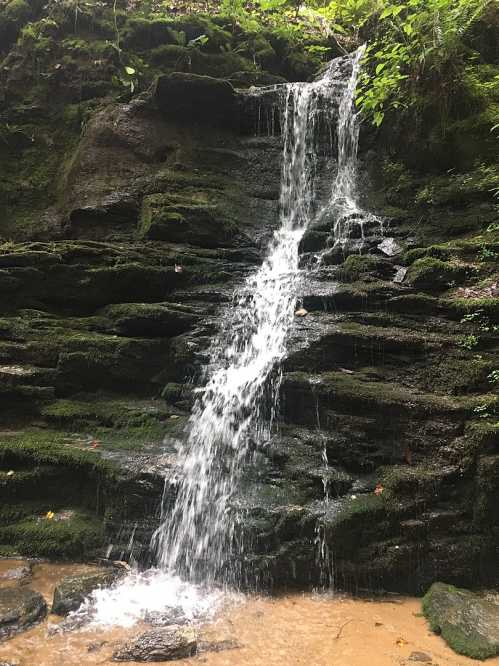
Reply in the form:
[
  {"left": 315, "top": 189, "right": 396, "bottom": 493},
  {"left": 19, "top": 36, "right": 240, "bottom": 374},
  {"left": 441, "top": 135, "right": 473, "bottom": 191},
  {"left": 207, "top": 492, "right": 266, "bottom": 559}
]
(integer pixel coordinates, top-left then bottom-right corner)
[
  {"left": 0, "top": 511, "right": 104, "bottom": 559},
  {"left": 422, "top": 582, "right": 499, "bottom": 660}
]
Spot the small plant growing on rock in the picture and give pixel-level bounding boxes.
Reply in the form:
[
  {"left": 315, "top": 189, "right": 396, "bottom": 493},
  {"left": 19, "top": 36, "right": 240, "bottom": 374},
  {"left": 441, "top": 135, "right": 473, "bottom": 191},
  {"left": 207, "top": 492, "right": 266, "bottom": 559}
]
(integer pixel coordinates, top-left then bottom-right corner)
[
  {"left": 459, "top": 334, "right": 478, "bottom": 350},
  {"left": 488, "top": 369, "right": 499, "bottom": 385}
]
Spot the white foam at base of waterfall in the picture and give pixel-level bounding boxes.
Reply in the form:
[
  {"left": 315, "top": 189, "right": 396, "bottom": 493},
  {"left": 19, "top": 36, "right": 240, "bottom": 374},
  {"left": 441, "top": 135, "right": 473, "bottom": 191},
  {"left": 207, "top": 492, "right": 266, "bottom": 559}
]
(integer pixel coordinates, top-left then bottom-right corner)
[{"left": 70, "top": 570, "right": 231, "bottom": 628}]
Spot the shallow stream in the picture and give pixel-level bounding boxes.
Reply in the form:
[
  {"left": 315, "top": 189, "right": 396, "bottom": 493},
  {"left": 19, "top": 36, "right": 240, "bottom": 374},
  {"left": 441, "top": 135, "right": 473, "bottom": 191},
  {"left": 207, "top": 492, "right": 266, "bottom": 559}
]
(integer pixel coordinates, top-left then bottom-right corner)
[{"left": 1, "top": 561, "right": 496, "bottom": 666}]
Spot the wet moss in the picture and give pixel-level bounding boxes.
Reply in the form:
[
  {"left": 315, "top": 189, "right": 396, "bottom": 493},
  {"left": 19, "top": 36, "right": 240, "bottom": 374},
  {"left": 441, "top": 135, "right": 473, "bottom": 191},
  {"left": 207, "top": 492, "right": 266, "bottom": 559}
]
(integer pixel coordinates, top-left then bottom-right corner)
[
  {"left": 0, "top": 511, "right": 104, "bottom": 558},
  {"left": 415, "top": 166, "right": 499, "bottom": 206},
  {"left": 40, "top": 396, "right": 170, "bottom": 429},
  {"left": 338, "top": 254, "right": 391, "bottom": 282},
  {"left": 406, "top": 257, "right": 469, "bottom": 291},
  {"left": 0, "top": 430, "right": 115, "bottom": 476},
  {"left": 422, "top": 583, "right": 499, "bottom": 660}
]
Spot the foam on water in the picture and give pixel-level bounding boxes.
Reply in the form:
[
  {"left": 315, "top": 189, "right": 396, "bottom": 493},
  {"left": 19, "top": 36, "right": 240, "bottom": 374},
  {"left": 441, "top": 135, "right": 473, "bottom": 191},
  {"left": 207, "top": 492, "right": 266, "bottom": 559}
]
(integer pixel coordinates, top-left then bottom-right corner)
[{"left": 76, "top": 570, "right": 227, "bottom": 628}]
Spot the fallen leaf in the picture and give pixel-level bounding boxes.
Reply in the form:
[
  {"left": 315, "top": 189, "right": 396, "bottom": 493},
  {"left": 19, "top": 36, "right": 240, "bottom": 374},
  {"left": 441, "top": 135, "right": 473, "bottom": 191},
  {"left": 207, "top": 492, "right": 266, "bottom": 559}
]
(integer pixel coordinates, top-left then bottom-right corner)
[
  {"left": 6, "top": 470, "right": 14, "bottom": 477},
  {"left": 295, "top": 307, "right": 308, "bottom": 317},
  {"left": 374, "top": 483, "right": 384, "bottom": 496},
  {"left": 90, "top": 439, "right": 100, "bottom": 449},
  {"left": 404, "top": 445, "right": 413, "bottom": 465},
  {"left": 45, "top": 511, "right": 55, "bottom": 520},
  {"left": 396, "top": 638, "right": 408, "bottom": 647}
]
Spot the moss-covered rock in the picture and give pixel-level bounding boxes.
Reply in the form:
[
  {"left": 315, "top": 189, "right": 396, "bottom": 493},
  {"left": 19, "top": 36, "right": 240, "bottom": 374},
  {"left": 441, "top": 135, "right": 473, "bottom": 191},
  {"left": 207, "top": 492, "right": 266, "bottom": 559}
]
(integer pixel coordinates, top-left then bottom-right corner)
[
  {"left": 139, "top": 193, "right": 247, "bottom": 248},
  {"left": 100, "top": 302, "right": 200, "bottom": 337},
  {"left": 422, "top": 582, "right": 499, "bottom": 660},
  {"left": 406, "top": 257, "right": 469, "bottom": 291},
  {"left": 0, "top": 511, "right": 104, "bottom": 559}
]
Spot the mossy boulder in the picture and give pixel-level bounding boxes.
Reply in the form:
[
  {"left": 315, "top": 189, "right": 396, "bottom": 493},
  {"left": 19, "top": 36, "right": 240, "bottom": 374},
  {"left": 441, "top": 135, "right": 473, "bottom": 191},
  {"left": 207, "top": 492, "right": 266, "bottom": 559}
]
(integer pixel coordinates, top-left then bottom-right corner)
[
  {"left": 52, "top": 568, "right": 121, "bottom": 615},
  {"left": 0, "top": 587, "right": 47, "bottom": 640},
  {"left": 0, "top": 511, "right": 105, "bottom": 559},
  {"left": 406, "top": 258, "right": 468, "bottom": 290},
  {"left": 154, "top": 73, "right": 236, "bottom": 126},
  {"left": 422, "top": 582, "right": 499, "bottom": 660},
  {"left": 139, "top": 194, "right": 245, "bottom": 248},
  {"left": 100, "top": 302, "right": 199, "bottom": 337}
]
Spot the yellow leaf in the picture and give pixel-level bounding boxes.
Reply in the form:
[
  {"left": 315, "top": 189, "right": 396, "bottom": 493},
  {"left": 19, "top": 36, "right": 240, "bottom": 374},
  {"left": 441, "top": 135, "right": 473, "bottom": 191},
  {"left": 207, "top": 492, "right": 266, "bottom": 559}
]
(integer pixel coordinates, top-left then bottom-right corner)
[{"left": 45, "top": 511, "right": 55, "bottom": 520}]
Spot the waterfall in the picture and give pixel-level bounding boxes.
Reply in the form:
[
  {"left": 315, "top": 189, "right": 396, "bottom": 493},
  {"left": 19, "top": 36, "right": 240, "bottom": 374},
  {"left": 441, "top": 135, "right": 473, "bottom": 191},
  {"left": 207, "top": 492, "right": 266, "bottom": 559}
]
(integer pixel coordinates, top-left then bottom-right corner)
[
  {"left": 151, "top": 46, "right": 367, "bottom": 586},
  {"left": 87, "top": 47, "right": 367, "bottom": 627}
]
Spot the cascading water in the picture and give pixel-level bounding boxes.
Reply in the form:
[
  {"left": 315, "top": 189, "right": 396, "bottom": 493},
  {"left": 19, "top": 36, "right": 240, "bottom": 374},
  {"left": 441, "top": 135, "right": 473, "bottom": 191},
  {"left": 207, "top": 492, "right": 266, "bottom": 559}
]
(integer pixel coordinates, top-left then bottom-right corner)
[
  {"left": 151, "top": 47, "right": 367, "bottom": 587},
  {"left": 88, "top": 46, "right": 367, "bottom": 627}
]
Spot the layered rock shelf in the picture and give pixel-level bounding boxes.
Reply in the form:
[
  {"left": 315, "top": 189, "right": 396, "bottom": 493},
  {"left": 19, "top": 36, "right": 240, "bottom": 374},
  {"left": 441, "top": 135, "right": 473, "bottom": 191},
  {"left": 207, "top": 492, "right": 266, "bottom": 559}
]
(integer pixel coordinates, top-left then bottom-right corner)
[{"left": 0, "top": 4, "right": 497, "bottom": 599}]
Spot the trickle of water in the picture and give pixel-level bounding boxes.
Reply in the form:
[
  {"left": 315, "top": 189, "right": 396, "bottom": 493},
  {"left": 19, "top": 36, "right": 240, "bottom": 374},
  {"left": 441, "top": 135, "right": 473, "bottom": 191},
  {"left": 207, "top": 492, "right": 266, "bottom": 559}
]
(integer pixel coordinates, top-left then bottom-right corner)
[{"left": 312, "top": 384, "right": 334, "bottom": 590}]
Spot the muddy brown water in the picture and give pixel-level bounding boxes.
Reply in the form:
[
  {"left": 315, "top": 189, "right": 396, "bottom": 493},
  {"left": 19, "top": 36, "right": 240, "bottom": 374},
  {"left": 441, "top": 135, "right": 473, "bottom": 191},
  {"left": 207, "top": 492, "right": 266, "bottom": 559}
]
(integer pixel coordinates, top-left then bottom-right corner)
[{"left": 0, "top": 561, "right": 497, "bottom": 666}]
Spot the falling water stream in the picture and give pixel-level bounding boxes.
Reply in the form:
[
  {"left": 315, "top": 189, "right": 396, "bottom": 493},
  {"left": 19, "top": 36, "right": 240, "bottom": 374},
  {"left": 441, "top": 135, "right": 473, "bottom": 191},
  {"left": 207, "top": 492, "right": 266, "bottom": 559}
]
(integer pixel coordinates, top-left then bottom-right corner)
[{"left": 88, "top": 46, "right": 368, "bottom": 627}]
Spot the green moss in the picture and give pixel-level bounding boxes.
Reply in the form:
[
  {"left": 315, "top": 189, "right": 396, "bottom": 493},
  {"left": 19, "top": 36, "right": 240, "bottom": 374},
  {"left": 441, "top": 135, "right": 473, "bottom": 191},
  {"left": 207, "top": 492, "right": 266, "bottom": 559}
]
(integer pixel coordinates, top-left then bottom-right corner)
[
  {"left": 406, "top": 257, "right": 468, "bottom": 291},
  {"left": 0, "top": 430, "right": 116, "bottom": 476},
  {"left": 422, "top": 583, "right": 499, "bottom": 660},
  {"left": 139, "top": 193, "right": 239, "bottom": 247},
  {"left": 339, "top": 254, "right": 389, "bottom": 281},
  {"left": 0, "top": 0, "right": 33, "bottom": 51},
  {"left": 0, "top": 511, "right": 104, "bottom": 558},
  {"left": 285, "top": 370, "right": 468, "bottom": 416},
  {"left": 381, "top": 464, "right": 446, "bottom": 502},
  {"left": 448, "top": 297, "right": 499, "bottom": 324},
  {"left": 415, "top": 166, "right": 499, "bottom": 206},
  {"left": 331, "top": 494, "right": 385, "bottom": 524},
  {"left": 41, "top": 396, "right": 166, "bottom": 429}
]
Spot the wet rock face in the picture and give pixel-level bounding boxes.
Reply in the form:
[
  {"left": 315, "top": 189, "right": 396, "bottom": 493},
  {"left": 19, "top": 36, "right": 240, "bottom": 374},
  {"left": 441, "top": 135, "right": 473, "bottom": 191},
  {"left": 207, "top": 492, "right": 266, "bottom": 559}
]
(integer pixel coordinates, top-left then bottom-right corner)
[
  {"left": 155, "top": 73, "right": 237, "bottom": 126},
  {"left": 112, "top": 626, "right": 197, "bottom": 662},
  {"left": 52, "top": 569, "right": 122, "bottom": 615},
  {"left": 422, "top": 582, "right": 499, "bottom": 660},
  {"left": 0, "top": 587, "right": 47, "bottom": 640},
  {"left": 0, "top": 47, "right": 498, "bottom": 595}
]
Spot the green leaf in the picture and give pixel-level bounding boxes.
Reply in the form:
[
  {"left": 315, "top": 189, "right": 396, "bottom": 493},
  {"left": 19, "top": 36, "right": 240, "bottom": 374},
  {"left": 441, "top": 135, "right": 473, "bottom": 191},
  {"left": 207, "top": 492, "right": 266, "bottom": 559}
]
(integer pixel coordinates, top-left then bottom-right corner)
[
  {"left": 375, "top": 62, "right": 386, "bottom": 74},
  {"left": 332, "top": 23, "right": 346, "bottom": 34},
  {"left": 124, "top": 66, "right": 135, "bottom": 75}
]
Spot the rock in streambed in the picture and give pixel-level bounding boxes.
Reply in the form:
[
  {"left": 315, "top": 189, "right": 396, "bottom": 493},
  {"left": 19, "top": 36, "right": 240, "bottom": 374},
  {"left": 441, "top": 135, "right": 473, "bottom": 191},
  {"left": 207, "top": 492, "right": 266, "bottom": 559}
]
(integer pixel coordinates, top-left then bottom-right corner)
[{"left": 422, "top": 582, "right": 499, "bottom": 660}]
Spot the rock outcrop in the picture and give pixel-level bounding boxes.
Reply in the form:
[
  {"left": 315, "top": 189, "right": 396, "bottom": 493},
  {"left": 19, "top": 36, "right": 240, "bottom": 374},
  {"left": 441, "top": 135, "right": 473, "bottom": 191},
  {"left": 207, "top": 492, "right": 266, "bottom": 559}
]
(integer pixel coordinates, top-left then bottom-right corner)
[{"left": 0, "top": 4, "right": 497, "bottom": 595}]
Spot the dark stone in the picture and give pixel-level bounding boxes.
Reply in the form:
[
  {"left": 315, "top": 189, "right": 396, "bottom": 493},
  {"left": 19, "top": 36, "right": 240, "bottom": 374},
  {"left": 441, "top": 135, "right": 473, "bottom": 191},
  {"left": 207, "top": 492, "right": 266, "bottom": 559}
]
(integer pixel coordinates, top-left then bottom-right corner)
[
  {"left": 112, "top": 626, "right": 197, "bottom": 661},
  {"left": 155, "top": 73, "right": 236, "bottom": 126},
  {"left": 422, "top": 582, "right": 499, "bottom": 660},
  {"left": 52, "top": 569, "right": 122, "bottom": 616},
  {"left": 0, "top": 587, "right": 47, "bottom": 640}
]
